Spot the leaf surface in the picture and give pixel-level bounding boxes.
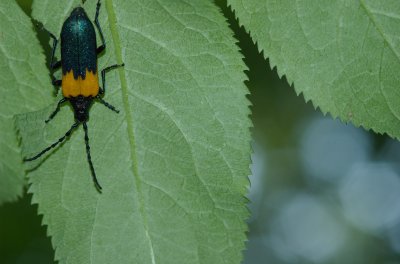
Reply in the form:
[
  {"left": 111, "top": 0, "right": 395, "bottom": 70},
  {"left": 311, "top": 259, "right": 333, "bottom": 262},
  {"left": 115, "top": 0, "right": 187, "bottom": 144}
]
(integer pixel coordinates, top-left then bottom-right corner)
[
  {"left": 229, "top": 0, "right": 400, "bottom": 138},
  {"left": 18, "top": 0, "right": 251, "bottom": 263},
  {"left": 0, "top": 1, "right": 53, "bottom": 204}
]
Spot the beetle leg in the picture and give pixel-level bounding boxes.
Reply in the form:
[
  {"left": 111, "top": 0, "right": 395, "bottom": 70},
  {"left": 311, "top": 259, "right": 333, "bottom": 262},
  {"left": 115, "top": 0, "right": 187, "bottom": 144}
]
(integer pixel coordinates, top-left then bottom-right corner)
[
  {"left": 45, "top": 98, "right": 67, "bottom": 123},
  {"left": 96, "top": 96, "right": 119, "bottom": 114},
  {"left": 35, "top": 22, "right": 61, "bottom": 69},
  {"left": 24, "top": 122, "right": 79, "bottom": 162},
  {"left": 49, "top": 32, "right": 61, "bottom": 70},
  {"left": 52, "top": 77, "right": 62, "bottom": 87},
  {"left": 94, "top": 0, "right": 106, "bottom": 54},
  {"left": 83, "top": 122, "right": 102, "bottom": 192},
  {"left": 48, "top": 32, "right": 62, "bottom": 90},
  {"left": 99, "top": 63, "right": 125, "bottom": 94}
]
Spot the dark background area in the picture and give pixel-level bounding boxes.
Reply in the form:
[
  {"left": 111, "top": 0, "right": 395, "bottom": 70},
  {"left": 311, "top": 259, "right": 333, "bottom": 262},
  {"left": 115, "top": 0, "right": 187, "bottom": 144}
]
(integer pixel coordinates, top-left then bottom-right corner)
[{"left": 2, "top": 0, "right": 400, "bottom": 263}]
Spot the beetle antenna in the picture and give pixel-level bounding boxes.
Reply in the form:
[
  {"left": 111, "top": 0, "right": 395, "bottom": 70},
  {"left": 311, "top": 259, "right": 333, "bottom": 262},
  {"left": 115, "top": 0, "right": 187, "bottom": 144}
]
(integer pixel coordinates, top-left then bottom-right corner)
[
  {"left": 24, "top": 122, "right": 80, "bottom": 161},
  {"left": 82, "top": 122, "right": 102, "bottom": 192}
]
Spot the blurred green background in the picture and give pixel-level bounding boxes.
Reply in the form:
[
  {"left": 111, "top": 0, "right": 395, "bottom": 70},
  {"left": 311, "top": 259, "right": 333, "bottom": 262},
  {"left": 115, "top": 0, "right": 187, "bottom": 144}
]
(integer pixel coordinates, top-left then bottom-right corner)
[{"left": 2, "top": 0, "right": 400, "bottom": 263}]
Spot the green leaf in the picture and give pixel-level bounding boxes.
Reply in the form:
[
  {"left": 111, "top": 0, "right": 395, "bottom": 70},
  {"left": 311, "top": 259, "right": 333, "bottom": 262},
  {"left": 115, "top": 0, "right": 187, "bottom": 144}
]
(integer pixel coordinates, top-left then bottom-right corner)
[
  {"left": 17, "top": 0, "right": 251, "bottom": 263},
  {"left": 229, "top": 0, "right": 400, "bottom": 138},
  {"left": 0, "top": 1, "right": 53, "bottom": 204}
]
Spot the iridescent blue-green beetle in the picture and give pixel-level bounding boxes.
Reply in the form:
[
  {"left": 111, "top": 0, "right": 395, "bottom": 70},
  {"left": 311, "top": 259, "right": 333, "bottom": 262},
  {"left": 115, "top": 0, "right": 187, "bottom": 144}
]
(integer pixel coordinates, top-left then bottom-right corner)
[{"left": 24, "top": 0, "right": 124, "bottom": 192}]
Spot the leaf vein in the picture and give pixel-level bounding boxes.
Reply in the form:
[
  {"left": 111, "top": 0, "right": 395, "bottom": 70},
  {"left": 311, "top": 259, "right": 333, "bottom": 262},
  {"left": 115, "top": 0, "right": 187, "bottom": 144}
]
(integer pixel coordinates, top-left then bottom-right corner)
[{"left": 105, "top": 1, "right": 156, "bottom": 263}]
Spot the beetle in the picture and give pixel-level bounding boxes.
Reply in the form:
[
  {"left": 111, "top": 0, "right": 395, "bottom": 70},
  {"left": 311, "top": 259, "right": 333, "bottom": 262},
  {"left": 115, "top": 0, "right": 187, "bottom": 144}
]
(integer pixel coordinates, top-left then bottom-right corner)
[{"left": 24, "top": 0, "right": 123, "bottom": 192}]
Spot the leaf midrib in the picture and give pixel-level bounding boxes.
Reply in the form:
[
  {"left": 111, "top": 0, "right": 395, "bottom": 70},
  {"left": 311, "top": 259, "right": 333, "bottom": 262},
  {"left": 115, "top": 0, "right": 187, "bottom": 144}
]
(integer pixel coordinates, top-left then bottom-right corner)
[{"left": 105, "top": 1, "right": 156, "bottom": 263}]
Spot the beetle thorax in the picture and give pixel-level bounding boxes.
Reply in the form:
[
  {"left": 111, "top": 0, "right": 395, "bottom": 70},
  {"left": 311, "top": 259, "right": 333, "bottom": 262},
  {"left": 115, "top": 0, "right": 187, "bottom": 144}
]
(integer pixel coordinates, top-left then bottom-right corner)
[{"left": 69, "top": 96, "right": 93, "bottom": 122}]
